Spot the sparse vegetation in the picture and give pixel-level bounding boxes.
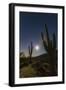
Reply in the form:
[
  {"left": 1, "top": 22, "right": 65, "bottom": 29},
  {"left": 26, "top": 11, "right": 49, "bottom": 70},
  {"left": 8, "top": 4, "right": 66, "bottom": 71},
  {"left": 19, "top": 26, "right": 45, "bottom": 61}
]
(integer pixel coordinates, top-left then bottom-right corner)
[{"left": 20, "top": 24, "right": 57, "bottom": 78}]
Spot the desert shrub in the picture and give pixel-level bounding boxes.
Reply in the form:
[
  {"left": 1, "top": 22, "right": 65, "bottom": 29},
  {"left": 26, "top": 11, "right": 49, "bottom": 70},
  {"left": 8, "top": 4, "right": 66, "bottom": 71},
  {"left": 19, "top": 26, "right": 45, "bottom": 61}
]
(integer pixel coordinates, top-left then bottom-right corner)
[
  {"left": 20, "top": 65, "right": 37, "bottom": 78},
  {"left": 20, "top": 57, "right": 29, "bottom": 68}
]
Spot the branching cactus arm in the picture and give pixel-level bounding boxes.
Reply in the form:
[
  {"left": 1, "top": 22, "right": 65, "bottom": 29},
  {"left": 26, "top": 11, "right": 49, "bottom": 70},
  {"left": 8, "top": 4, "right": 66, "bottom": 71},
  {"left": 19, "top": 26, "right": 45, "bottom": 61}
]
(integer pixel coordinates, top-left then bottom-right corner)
[
  {"left": 45, "top": 24, "right": 50, "bottom": 46},
  {"left": 41, "top": 32, "right": 48, "bottom": 52}
]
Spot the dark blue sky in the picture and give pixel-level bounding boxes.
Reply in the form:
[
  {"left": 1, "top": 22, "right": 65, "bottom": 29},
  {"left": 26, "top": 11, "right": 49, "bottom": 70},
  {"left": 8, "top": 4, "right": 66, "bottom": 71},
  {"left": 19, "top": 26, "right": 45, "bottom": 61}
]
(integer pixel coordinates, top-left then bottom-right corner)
[{"left": 20, "top": 12, "right": 57, "bottom": 57}]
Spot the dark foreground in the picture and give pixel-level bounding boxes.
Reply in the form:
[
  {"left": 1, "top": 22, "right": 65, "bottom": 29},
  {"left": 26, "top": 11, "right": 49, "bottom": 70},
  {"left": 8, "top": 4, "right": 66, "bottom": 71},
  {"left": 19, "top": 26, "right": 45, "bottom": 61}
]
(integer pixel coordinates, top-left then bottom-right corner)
[{"left": 20, "top": 53, "right": 58, "bottom": 78}]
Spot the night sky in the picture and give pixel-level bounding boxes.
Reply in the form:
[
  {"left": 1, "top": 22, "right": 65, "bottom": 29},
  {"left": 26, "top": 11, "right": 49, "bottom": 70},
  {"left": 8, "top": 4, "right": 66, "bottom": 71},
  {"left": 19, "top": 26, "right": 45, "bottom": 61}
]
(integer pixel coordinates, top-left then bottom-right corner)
[{"left": 20, "top": 12, "right": 57, "bottom": 57}]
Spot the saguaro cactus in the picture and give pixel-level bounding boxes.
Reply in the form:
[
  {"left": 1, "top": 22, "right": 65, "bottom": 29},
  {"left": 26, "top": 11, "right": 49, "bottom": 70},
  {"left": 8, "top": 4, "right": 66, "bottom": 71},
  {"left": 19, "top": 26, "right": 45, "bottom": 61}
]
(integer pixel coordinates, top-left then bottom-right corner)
[
  {"left": 28, "top": 42, "right": 33, "bottom": 63},
  {"left": 41, "top": 24, "right": 56, "bottom": 55},
  {"left": 41, "top": 24, "right": 57, "bottom": 75}
]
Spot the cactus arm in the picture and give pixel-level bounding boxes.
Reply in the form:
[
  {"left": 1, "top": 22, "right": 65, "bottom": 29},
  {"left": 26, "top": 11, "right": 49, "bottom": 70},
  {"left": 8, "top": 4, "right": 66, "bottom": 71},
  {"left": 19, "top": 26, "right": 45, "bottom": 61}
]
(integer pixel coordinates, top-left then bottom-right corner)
[
  {"left": 53, "top": 33, "right": 56, "bottom": 49},
  {"left": 43, "top": 40, "right": 48, "bottom": 52},
  {"left": 41, "top": 32, "right": 48, "bottom": 52},
  {"left": 28, "top": 46, "right": 30, "bottom": 55},
  {"left": 31, "top": 42, "right": 33, "bottom": 56},
  {"left": 41, "top": 32, "right": 44, "bottom": 41},
  {"left": 45, "top": 24, "right": 50, "bottom": 45}
]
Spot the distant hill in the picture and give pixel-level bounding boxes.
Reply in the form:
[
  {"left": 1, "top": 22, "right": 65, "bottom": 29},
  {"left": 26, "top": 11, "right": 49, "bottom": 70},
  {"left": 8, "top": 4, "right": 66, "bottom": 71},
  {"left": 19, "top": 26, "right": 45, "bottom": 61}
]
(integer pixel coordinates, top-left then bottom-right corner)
[
  {"left": 20, "top": 51, "right": 57, "bottom": 67},
  {"left": 31, "top": 53, "right": 49, "bottom": 63}
]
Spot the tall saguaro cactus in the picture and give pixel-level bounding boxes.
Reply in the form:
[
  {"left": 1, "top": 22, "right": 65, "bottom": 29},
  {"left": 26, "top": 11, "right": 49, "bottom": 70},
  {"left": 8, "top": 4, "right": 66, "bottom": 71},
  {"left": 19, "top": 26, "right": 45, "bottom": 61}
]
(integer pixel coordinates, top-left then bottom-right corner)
[
  {"left": 28, "top": 42, "right": 33, "bottom": 63},
  {"left": 41, "top": 24, "right": 56, "bottom": 55},
  {"left": 41, "top": 24, "right": 57, "bottom": 75}
]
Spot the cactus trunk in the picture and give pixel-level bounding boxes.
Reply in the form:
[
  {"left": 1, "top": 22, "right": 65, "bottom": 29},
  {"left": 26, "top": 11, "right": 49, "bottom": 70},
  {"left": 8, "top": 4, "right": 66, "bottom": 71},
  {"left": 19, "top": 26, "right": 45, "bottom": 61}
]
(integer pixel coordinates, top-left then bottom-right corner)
[{"left": 28, "top": 41, "right": 33, "bottom": 64}]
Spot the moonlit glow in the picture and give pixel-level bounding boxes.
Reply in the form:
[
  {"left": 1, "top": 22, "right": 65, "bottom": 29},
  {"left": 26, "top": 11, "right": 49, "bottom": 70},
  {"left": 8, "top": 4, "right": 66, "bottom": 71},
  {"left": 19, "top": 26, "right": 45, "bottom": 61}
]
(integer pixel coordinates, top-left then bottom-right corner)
[
  {"left": 20, "top": 12, "right": 57, "bottom": 57},
  {"left": 35, "top": 45, "right": 40, "bottom": 51}
]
